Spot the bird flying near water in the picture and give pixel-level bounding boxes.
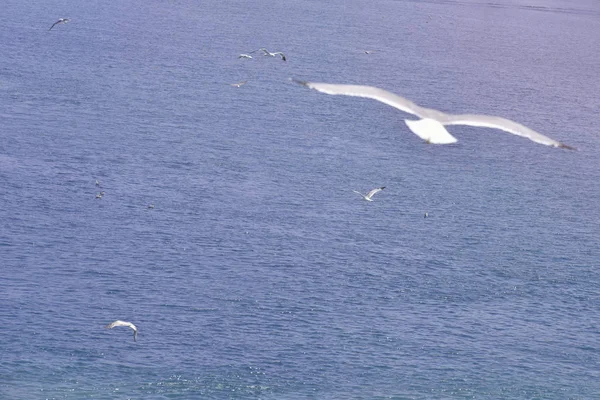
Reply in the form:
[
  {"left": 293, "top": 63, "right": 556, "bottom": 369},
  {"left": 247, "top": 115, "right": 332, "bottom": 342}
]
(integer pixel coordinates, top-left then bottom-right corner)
[
  {"left": 49, "top": 18, "right": 70, "bottom": 31},
  {"left": 353, "top": 187, "right": 385, "bottom": 201},
  {"left": 293, "top": 80, "right": 574, "bottom": 149},
  {"left": 230, "top": 81, "right": 248, "bottom": 87},
  {"left": 105, "top": 320, "right": 138, "bottom": 342},
  {"left": 252, "top": 48, "right": 287, "bottom": 61}
]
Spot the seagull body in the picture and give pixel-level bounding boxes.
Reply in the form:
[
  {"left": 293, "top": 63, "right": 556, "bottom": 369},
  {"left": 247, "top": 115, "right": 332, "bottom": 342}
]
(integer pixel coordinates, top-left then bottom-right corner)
[
  {"left": 105, "top": 320, "right": 138, "bottom": 342},
  {"left": 238, "top": 54, "right": 253, "bottom": 59},
  {"left": 49, "top": 18, "right": 70, "bottom": 31},
  {"left": 353, "top": 186, "right": 385, "bottom": 201},
  {"left": 294, "top": 80, "right": 574, "bottom": 149},
  {"left": 254, "top": 48, "right": 286, "bottom": 61},
  {"left": 230, "top": 81, "right": 248, "bottom": 87}
]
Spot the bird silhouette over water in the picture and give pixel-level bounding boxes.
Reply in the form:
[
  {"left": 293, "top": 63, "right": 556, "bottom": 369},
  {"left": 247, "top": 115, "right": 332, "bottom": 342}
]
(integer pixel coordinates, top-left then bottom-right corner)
[
  {"left": 230, "top": 81, "right": 248, "bottom": 87},
  {"left": 251, "top": 48, "right": 287, "bottom": 61},
  {"left": 105, "top": 320, "right": 138, "bottom": 342},
  {"left": 49, "top": 18, "right": 70, "bottom": 31},
  {"left": 353, "top": 186, "right": 385, "bottom": 201},
  {"left": 294, "top": 80, "right": 574, "bottom": 149}
]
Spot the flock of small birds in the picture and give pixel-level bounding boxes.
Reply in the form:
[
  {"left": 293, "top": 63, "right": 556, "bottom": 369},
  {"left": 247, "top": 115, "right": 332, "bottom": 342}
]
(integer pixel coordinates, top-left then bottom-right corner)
[{"left": 49, "top": 13, "right": 574, "bottom": 342}]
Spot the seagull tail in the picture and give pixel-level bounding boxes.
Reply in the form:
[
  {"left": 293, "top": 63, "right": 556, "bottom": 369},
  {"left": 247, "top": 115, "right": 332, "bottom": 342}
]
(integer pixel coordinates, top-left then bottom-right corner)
[{"left": 404, "top": 119, "right": 458, "bottom": 145}]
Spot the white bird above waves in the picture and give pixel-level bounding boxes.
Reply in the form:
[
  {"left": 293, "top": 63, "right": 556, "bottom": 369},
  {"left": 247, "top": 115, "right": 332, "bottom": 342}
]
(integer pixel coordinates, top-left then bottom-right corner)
[
  {"left": 293, "top": 80, "right": 575, "bottom": 150},
  {"left": 105, "top": 320, "right": 138, "bottom": 342},
  {"left": 230, "top": 80, "right": 248, "bottom": 87},
  {"left": 238, "top": 54, "right": 253, "bottom": 59},
  {"left": 253, "top": 48, "right": 286, "bottom": 61},
  {"left": 49, "top": 18, "right": 70, "bottom": 31},
  {"left": 353, "top": 186, "right": 385, "bottom": 201}
]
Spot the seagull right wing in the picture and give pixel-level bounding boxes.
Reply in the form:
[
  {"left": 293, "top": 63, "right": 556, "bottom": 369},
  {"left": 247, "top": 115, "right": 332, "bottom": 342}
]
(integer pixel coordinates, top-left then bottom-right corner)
[{"left": 49, "top": 21, "right": 60, "bottom": 31}]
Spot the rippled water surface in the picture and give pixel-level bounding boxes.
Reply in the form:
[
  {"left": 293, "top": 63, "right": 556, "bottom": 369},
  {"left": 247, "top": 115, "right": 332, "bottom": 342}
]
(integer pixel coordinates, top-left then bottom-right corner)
[{"left": 1, "top": 0, "right": 600, "bottom": 398}]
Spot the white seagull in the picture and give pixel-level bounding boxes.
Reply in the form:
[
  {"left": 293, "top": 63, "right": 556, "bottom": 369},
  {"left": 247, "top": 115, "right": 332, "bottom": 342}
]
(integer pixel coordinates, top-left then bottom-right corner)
[
  {"left": 238, "top": 54, "right": 253, "bottom": 59},
  {"left": 230, "top": 80, "right": 248, "bottom": 87},
  {"left": 353, "top": 186, "right": 385, "bottom": 201},
  {"left": 254, "top": 48, "right": 286, "bottom": 61},
  {"left": 294, "top": 80, "right": 574, "bottom": 149},
  {"left": 105, "top": 320, "right": 138, "bottom": 342},
  {"left": 49, "top": 18, "right": 70, "bottom": 31}
]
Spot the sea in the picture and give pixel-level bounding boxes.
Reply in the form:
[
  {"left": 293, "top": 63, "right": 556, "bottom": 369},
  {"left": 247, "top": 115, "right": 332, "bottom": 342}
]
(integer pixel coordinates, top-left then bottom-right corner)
[{"left": 1, "top": 0, "right": 600, "bottom": 398}]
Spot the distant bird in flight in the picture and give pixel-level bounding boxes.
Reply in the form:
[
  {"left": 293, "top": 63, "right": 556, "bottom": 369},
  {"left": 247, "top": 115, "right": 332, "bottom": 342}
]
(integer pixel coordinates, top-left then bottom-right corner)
[
  {"left": 293, "top": 80, "right": 575, "bottom": 149},
  {"left": 238, "top": 54, "right": 253, "bottom": 59},
  {"left": 105, "top": 320, "right": 138, "bottom": 342},
  {"left": 253, "top": 48, "right": 286, "bottom": 61},
  {"left": 49, "top": 18, "right": 70, "bottom": 31},
  {"left": 95, "top": 180, "right": 101, "bottom": 187},
  {"left": 353, "top": 186, "right": 385, "bottom": 202},
  {"left": 230, "top": 81, "right": 248, "bottom": 87},
  {"left": 95, "top": 191, "right": 105, "bottom": 199}
]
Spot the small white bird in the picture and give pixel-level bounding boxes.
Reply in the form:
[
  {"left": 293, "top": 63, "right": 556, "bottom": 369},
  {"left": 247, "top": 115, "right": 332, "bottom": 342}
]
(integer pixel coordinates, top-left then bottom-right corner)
[
  {"left": 294, "top": 80, "right": 574, "bottom": 149},
  {"left": 238, "top": 54, "right": 253, "bottom": 59},
  {"left": 49, "top": 18, "right": 70, "bottom": 31},
  {"left": 230, "top": 81, "right": 248, "bottom": 87},
  {"left": 95, "top": 180, "right": 101, "bottom": 187},
  {"left": 353, "top": 186, "right": 385, "bottom": 201},
  {"left": 105, "top": 320, "right": 138, "bottom": 342},
  {"left": 254, "top": 48, "right": 286, "bottom": 61}
]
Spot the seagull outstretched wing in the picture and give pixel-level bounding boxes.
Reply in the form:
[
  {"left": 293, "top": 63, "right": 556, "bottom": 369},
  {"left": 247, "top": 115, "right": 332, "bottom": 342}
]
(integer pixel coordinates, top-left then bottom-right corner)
[{"left": 293, "top": 80, "right": 574, "bottom": 149}]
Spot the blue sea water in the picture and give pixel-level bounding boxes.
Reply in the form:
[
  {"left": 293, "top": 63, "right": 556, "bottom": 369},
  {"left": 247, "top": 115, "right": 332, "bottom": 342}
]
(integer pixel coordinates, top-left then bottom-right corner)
[{"left": 1, "top": 0, "right": 600, "bottom": 398}]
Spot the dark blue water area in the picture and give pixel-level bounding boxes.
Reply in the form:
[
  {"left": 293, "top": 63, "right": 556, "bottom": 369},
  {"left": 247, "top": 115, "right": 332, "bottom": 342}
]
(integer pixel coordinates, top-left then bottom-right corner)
[{"left": 1, "top": 0, "right": 600, "bottom": 398}]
